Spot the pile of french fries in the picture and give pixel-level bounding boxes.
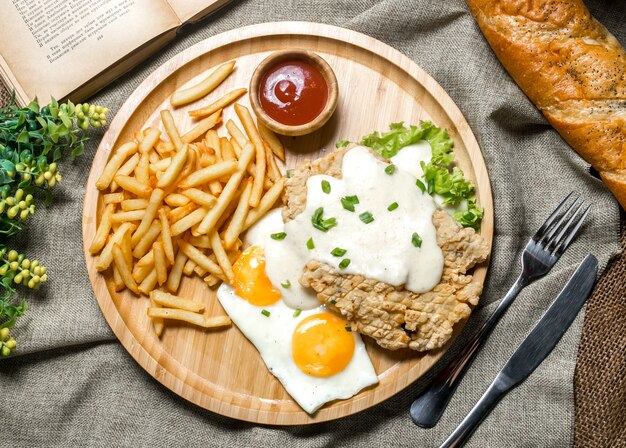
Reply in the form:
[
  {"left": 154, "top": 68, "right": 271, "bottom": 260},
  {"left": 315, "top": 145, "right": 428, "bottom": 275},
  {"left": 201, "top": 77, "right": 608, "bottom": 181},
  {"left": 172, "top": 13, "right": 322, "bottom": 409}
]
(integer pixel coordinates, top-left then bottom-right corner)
[{"left": 89, "top": 60, "right": 286, "bottom": 336}]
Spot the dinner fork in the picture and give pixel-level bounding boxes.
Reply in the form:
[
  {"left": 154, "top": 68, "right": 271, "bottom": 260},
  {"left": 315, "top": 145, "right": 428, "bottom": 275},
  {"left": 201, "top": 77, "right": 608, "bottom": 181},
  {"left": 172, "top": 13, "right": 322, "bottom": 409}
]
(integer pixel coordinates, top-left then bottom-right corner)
[{"left": 410, "top": 192, "right": 590, "bottom": 428}]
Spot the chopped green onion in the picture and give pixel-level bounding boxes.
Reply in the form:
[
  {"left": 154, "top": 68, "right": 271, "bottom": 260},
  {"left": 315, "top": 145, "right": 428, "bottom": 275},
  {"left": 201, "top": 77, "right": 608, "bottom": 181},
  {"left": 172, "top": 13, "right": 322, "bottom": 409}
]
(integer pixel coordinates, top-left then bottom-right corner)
[
  {"left": 293, "top": 308, "right": 302, "bottom": 318},
  {"left": 331, "top": 247, "right": 347, "bottom": 257},
  {"left": 359, "top": 211, "right": 374, "bottom": 224},
  {"left": 281, "top": 280, "right": 291, "bottom": 288},
  {"left": 345, "top": 326, "right": 352, "bottom": 332},
  {"left": 321, "top": 179, "right": 331, "bottom": 194},
  {"left": 330, "top": 299, "right": 337, "bottom": 305},
  {"left": 335, "top": 140, "right": 349, "bottom": 148},
  {"left": 387, "top": 202, "right": 399, "bottom": 211},
  {"left": 412, "top": 232, "right": 423, "bottom": 248},
  {"left": 341, "top": 195, "right": 359, "bottom": 212},
  {"left": 270, "top": 232, "right": 287, "bottom": 240},
  {"left": 286, "top": 169, "right": 292, "bottom": 178},
  {"left": 415, "top": 179, "right": 426, "bottom": 192},
  {"left": 427, "top": 180, "right": 434, "bottom": 195},
  {"left": 261, "top": 309, "right": 271, "bottom": 317},
  {"left": 306, "top": 237, "right": 315, "bottom": 250},
  {"left": 338, "top": 259, "right": 351, "bottom": 269},
  {"left": 311, "top": 207, "right": 337, "bottom": 232},
  {"left": 384, "top": 164, "right": 396, "bottom": 175}
]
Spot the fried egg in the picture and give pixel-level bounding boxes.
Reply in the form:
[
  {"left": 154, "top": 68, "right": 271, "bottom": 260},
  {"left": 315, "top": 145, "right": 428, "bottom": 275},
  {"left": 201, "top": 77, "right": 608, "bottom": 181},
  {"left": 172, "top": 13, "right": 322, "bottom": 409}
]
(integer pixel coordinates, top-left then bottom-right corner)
[{"left": 217, "top": 212, "right": 378, "bottom": 414}]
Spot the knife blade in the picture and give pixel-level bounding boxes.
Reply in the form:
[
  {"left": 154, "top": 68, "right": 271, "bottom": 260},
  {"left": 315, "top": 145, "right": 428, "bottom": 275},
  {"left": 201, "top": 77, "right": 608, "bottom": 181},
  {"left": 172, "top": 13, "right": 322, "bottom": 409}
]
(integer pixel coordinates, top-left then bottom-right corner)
[{"left": 440, "top": 254, "right": 598, "bottom": 448}]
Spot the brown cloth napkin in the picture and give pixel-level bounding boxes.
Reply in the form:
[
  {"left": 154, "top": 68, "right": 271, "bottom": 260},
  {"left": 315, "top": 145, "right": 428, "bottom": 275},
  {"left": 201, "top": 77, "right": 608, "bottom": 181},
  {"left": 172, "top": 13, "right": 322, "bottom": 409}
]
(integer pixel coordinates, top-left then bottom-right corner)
[{"left": 574, "top": 210, "right": 626, "bottom": 448}]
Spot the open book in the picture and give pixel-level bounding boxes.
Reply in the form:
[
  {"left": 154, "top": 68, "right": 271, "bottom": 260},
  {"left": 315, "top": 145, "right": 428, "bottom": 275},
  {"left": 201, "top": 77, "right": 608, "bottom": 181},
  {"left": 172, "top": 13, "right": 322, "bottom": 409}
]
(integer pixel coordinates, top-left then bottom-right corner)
[{"left": 0, "top": 0, "right": 231, "bottom": 106}]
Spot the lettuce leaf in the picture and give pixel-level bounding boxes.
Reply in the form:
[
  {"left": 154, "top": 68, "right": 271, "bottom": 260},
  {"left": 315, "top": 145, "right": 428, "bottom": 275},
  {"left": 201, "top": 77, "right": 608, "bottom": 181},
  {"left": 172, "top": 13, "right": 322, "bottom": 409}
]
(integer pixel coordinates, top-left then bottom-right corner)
[{"left": 361, "top": 122, "right": 483, "bottom": 229}]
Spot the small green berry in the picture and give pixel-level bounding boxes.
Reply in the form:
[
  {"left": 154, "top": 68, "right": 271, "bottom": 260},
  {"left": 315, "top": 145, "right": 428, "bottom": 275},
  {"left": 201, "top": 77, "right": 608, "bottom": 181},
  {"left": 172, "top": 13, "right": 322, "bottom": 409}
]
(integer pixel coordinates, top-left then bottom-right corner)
[
  {"left": 20, "top": 209, "right": 30, "bottom": 220},
  {"left": 7, "top": 250, "right": 17, "bottom": 262},
  {"left": 40, "top": 273, "right": 48, "bottom": 282},
  {"left": 13, "top": 273, "right": 23, "bottom": 284},
  {"left": 1, "top": 345, "right": 10, "bottom": 356},
  {"left": 9, "top": 261, "right": 18, "bottom": 271},
  {"left": 5, "top": 338, "right": 16, "bottom": 350},
  {"left": 0, "top": 327, "right": 9, "bottom": 341}
]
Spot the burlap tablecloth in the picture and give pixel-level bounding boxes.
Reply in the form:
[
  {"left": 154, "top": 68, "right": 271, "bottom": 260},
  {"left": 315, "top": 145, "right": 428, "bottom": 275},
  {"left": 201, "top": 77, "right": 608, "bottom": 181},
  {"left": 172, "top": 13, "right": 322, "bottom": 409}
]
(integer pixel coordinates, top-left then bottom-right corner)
[{"left": 1, "top": 1, "right": 624, "bottom": 447}]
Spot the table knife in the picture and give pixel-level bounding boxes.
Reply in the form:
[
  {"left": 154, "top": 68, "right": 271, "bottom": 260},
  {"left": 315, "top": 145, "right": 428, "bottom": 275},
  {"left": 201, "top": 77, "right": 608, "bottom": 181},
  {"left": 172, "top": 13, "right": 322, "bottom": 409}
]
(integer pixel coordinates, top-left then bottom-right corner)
[{"left": 439, "top": 254, "right": 598, "bottom": 448}]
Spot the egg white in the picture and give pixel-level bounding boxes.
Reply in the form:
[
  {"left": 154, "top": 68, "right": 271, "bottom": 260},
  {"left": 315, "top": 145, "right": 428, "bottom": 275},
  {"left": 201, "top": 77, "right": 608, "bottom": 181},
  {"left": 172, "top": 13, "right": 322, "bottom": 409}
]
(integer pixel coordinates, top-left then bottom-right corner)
[{"left": 217, "top": 285, "right": 378, "bottom": 414}]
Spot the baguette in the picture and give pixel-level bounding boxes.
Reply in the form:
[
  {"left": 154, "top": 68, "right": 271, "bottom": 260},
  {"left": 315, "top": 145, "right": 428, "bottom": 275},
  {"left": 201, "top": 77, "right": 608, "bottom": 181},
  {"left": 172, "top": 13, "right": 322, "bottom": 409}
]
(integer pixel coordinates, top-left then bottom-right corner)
[{"left": 466, "top": 0, "right": 626, "bottom": 208}]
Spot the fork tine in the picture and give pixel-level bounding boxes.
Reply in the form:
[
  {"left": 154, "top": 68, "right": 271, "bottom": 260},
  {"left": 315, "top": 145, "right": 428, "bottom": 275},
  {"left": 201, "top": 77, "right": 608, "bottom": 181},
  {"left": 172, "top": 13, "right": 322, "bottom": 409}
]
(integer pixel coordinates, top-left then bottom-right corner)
[
  {"left": 540, "top": 197, "right": 581, "bottom": 244},
  {"left": 546, "top": 201, "right": 584, "bottom": 251},
  {"left": 553, "top": 205, "right": 591, "bottom": 256},
  {"left": 532, "top": 192, "right": 575, "bottom": 241}
]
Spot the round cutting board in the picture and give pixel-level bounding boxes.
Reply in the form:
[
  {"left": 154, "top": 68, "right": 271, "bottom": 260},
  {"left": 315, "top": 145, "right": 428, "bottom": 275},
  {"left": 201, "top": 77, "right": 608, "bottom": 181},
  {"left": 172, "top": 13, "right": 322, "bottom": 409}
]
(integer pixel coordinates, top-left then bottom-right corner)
[{"left": 82, "top": 22, "right": 493, "bottom": 425}]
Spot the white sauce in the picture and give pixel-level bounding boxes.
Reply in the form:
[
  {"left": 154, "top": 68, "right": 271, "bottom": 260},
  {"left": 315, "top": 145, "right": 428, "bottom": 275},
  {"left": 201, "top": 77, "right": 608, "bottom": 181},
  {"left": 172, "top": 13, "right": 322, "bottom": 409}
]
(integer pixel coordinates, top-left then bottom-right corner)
[
  {"left": 390, "top": 141, "right": 432, "bottom": 178},
  {"left": 245, "top": 145, "right": 444, "bottom": 310}
]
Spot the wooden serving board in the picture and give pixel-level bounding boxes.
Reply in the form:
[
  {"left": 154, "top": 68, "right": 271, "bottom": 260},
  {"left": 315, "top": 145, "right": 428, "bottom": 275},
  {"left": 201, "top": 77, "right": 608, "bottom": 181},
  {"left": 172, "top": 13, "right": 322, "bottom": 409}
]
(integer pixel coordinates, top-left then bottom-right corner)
[{"left": 82, "top": 22, "right": 493, "bottom": 425}]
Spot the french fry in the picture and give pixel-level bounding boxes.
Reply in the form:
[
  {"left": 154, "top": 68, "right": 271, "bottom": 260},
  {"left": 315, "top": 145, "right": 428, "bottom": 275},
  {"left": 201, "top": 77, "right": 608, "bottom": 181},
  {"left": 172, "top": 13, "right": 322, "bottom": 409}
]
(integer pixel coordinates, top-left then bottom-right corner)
[
  {"left": 188, "top": 234, "right": 210, "bottom": 248},
  {"left": 112, "top": 264, "right": 125, "bottom": 291},
  {"left": 120, "top": 198, "right": 148, "bottom": 211},
  {"left": 149, "top": 296, "right": 164, "bottom": 337},
  {"left": 167, "top": 249, "right": 188, "bottom": 293},
  {"left": 139, "top": 128, "right": 161, "bottom": 153},
  {"left": 135, "top": 153, "right": 150, "bottom": 185},
  {"left": 148, "top": 150, "right": 160, "bottom": 165},
  {"left": 160, "top": 110, "right": 183, "bottom": 150},
  {"left": 223, "top": 179, "right": 252, "bottom": 249},
  {"left": 120, "top": 225, "right": 132, "bottom": 265},
  {"left": 157, "top": 143, "right": 188, "bottom": 188},
  {"left": 170, "top": 207, "right": 207, "bottom": 236},
  {"left": 196, "top": 142, "right": 254, "bottom": 235},
  {"left": 89, "top": 204, "right": 114, "bottom": 254},
  {"left": 149, "top": 157, "right": 171, "bottom": 173},
  {"left": 230, "top": 137, "right": 242, "bottom": 158},
  {"left": 168, "top": 203, "right": 197, "bottom": 224},
  {"left": 103, "top": 192, "right": 125, "bottom": 205},
  {"left": 114, "top": 175, "right": 152, "bottom": 198},
  {"left": 150, "top": 290, "right": 205, "bottom": 313},
  {"left": 112, "top": 244, "right": 140, "bottom": 294},
  {"left": 179, "top": 240, "right": 224, "bottom": 277},
  {"left": 234, "top": 104, "right": 265, "bottom": 207},
  {"left": 164, "top": 193, "right": 190, "bottom": 207},
  {"left": 181, "top": 188, "right": 217, "bottom": 208},
  {"left": 243, "top": 177, "right": 285, "bottom": 231},
  {"left": 188, "top": 88, "right": 247, "bottom": 118},
  {"left": 158, "top": 209, "right": 175, "bottom": 264},
  {"left": 131, "top": 188, "right": 164, "bottom": 245},
  {"left": 264, "top": 142, "right": 280, "bottom": 182},
  {"left": 258, "top": 121, "right": 285, "bottom": 161},
  {"left": 209, "top": 230, "right": 234, "bottom": 284},
  {"left": 112, "top": 209, "right": 145, "bottom": 223},
  {"left": 205, "top": 130, "right": 223, "bottom": 195},
  {"left": 152, "top": 241, "right": 168, "bottom": 286},
  {"left": 181, "top": 111, "right": 222, "bottom": 144},
  {"left": 139, "top": 269, "right": 158, "bottom": 295},
  {"left": 194, "top": 265, "right": 207, "bottom": 277},
  {"left": 132, "top": 262, "right": 153, "bottom": 284},
  {"left": 175, "top": 145, "right": 197, "bottom": 185},
  {"left": 170, "top": 61, "right": 236, "bottom": 107},
  {"left": 96, "top": 142, "right": 138, "bottom": 190},
  {"left": 226, "top": 119, "right": 247, "bottom": 148},
  {"left": 132, "top": 220, "right": 161, "bottom": 259},
  {"left": 156, "top": 141, "right": 175, "bottom": 156},
  {"left": 183, "top": 258, "right": 197, "bottom": 276},
  {"left": 178, "top": 161, "right": 237, "bottom": 189},
  {"left": 204, "top": 275, "right": 221, "bottom": 287},
  {"left": 147, "top": 308, "right": 231, "bottom": 328},
  {"left": 136, "top": 249, "right": 154, "bottom": 268},
  {"left": 134, "top": 130, "right": 144, "bottom": 144},
  {"left": 199, "top": 152, "right": 216, "bottom": 167},
  {"left": 220, "top": 137, "right": 235, "bottom": 161},
  {"left": 110, "top": 152, "right": 141, "bottom": 193}
]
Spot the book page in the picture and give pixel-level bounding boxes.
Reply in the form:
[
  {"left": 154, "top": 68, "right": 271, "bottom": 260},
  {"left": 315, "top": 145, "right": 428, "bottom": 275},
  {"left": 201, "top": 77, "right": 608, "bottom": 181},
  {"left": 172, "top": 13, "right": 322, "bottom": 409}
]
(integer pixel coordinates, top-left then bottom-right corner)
[
  {"left": 0, "top": 0, "right": 181, "bottom": 102},
  {"left": 166, "top": 0, "right": 231, "bottom": 23}
]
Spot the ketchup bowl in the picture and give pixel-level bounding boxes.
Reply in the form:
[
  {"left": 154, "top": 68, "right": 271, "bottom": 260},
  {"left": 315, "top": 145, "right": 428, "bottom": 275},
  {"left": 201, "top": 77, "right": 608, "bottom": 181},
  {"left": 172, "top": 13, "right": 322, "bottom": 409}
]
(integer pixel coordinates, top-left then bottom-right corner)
[{"left": 250, "top": 50, "right": 338, "bottom": 137}]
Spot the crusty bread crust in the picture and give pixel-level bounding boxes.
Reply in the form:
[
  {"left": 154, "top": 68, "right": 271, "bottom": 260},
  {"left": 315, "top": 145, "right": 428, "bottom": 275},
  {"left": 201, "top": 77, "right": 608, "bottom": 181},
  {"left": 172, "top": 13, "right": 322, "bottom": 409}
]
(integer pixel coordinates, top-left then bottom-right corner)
[{"left": 466, "top": 0, "right": 626, "bottom": 208}]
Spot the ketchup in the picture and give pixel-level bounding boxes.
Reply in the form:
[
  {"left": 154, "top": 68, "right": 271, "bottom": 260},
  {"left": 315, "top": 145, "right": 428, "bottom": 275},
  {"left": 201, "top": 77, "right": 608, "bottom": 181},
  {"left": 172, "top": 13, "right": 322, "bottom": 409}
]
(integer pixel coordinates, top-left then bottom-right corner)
[{"left": 259, "top": 59, "right": 328, "bottom": 126}]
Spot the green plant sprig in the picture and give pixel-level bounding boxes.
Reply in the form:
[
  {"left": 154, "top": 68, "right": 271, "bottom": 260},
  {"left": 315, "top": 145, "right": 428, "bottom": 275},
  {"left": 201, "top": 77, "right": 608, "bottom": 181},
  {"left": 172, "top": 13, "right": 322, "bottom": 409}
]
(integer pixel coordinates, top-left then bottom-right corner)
[{"left": 0, "top": 96, "right": 108, "bottom": 357}]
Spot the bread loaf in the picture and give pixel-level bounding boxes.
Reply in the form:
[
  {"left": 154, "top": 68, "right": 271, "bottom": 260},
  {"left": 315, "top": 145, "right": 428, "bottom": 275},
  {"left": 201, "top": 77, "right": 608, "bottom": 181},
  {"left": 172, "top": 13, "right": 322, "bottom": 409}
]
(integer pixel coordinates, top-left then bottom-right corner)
[{"left": 466, "top": 0, "right": 626, "bottom": 208}]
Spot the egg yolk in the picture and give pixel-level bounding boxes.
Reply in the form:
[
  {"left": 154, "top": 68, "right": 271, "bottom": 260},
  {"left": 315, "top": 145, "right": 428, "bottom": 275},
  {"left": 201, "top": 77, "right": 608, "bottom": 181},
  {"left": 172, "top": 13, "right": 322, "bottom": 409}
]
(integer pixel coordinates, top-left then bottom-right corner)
[
  {"left": 292, "top": 313, "right": 355, "bottom": 377},
  {"left": 233, "top": 245, "right": 281, "bottom": 306}
]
